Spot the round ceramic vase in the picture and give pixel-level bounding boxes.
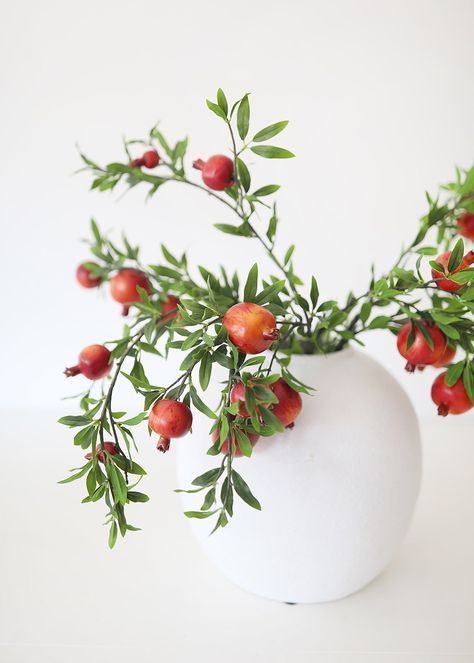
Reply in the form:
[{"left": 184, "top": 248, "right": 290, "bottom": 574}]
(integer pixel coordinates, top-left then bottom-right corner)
[{"left": 176, "top": 347, "right": 422, "bottom": 603}]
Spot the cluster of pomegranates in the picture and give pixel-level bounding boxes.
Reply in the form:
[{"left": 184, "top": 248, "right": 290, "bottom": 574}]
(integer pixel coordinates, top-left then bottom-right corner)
[
  {"left": 395, "top": 239, "right": 474, "bottom": 417},
  {"left": 145, "top": 302, "right": 301, "bottom": 454},
  {"left": 127, "top": 148, "right": 236, "bottom": 193},
  {"left": 397, "top": 320, "right": 472, "bottom": 417},
  {"left": 66, "top": 285, "right": 301, "bottom": 456}
]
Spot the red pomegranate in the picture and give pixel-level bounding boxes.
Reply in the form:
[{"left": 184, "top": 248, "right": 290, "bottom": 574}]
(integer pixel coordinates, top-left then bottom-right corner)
[
  {"left": 457, "top": 212, "right": 474, "bottom": 240},
  {"left": 85, "top": 442, "right": 117, "bottom": 463},
  {"left": 212, "top": 428, "right": 259, "bottom": 457},
  {"left": 431, "top": 250, "right": 474, "bottom": 293},
  {"left": 142, "top": 150, "right": 160, "bottom": 168},
  {"left": 270, "top": 378, "right": 303, "bottom": 428},
  {"left": 193, "top": 155, "right": 234, "bottom": 190},
  {"left": 161, "top": 294, "right": 181, "bottom": 323},
  {"left": 130, "top": 149, "right": 160, "bottom": 169},
  {"left": 149, "top": 399, "right": 193, "bottom": 452},
  {"left": 223, "top": 302, "right": 279, "bottom": 354},
  {"left": 64, "top": 344, "right": 112, "bottom": 380},
  {"left": 433, "top": 344, "right": 456, "bottom": 368},
  {"left": 76, "top": 263, "right": 102, "bottom": 288},
  {"left": 431, "top": 372, "right": 473, "bottom": 416},
  {"left": 110, "top": 268, "right": 151, "bottom": 315},
  {"left": 396, "top": 321, "right": 446, "bottom": 372}
]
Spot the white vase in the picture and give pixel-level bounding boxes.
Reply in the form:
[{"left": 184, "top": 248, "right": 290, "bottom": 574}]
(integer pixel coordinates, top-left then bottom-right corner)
[{"left": 175, "top": 347, "right": 422, "bottom": 603}]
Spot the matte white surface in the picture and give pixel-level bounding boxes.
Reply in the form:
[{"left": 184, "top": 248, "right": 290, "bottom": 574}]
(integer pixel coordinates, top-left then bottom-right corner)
[
  {"left": 1, "top": 413, "right": 473, "bottom": 662},
  {"left": 1, "top": 0, "right": 474, "bottom": 417},
  {"left": 177, "top": 349, "right": 422, "bottom": 602}
]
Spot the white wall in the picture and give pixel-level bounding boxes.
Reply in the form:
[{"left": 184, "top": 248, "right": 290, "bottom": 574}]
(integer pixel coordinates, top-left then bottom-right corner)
[{"left": 1, "top": 0, "right": 473, "bottom": 417}]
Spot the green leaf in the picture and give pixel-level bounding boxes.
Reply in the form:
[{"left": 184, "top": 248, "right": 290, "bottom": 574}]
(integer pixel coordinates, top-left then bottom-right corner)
[
  {"left": 199, "top": 352, "right": 212, "bottom": 391},
  {"left": 448, "top": 238, "right": 464, "bottom": 272},
  {"left": 231, "top": 470, "right": 261, "bottom": 510},
  {"left": 448, "top": 269, "right": 474, "bottom": 285},
  {"left": 86, "top": 469, "right": 96, "bottom": 497},
  {"left": 113, "top": 456, "right": 147, "bottom": 475},
  {"left": 237, "top": 94, "right": 250, "bottom": 140},
  {"left": 253, "top": 121, "right": 288, "bottom": 142},
  {"left": 463, "top": 365, "right": 474, "bottom": 403},
  {"left": 430, "top": 260, "right": 446, "bottom": 274},
  {"left": 127, "top": 491, "right": 149, "bottom": 503},
  {"left": 201, "top": 487, "right": 216, "bottom": 511},
  {"left": 73, "top": 424, "right": 97, "bottom": 449},
  {"left": 284, "top": 245, "right": 295, "bottom": 265},
  {"left": 108, "top": 521, "right": 118, "bottom": 549},
  {"left": 214, "top": 222, "right": 254, "bottom": 237},
  {"left": 250, "top": 145, "right": 295, "bottom": 159},
  {"left": 189, "top": 385, "right": 217, "bottom": 419},
  {"left": 445, "top": 361, "right": 464, "bottom": 387},
  {"left": 217, "top": 88, "right": 228, "bottom": 115},
  {"left": 259, "top": 406, "right": 285, "bottom": 433},
  {"left": 237, "top": 158, "right": 251, "bottom": 192},
  {"left": 191, "top": 467, "right": 223, "bottom": 487},
  {"left": 58, "top": 462, "right": 92, "bottom": 484},
  {"left": 310, "top": 276, "right": 319, "bottom": 309},
  {"left": 243, "top": 263, "right": 259, "bottom": 302},
  {"left": 254, "top": 280, "right": 286, "bottom": 305},
  {"left": 252, "top": 184, "right": 280, "bottom": 197},
  {"left": 90, "top": 218, "right": 101, "bottom": 243},
  {"left": 368, "top": 316, "right": 392, "bottom": 330},
  {"left": 266, "top": 207, "right": 278, "bottom": 243},
  {"left": 415, "top": 321, "right": 434, "bottom": 351},
  {"left": 184, "top": 510, "right": 217, "bottom": 519},
  {"left": 234, "top": 428, "right": 253, "bottom": 457},
  {"left": 58, "top": 415, "right": 91, "bottom": 428},
  {"left": 161, "top": 244, "right": 181, "bottom": 267},
  {"left": 206, "top": 99, "right": 227, "bottom": 120},
  {"left": 108, "top": 463, "right": 128, "bottom": 505},
  {"left": 120, "top": 412, "right": 148, "bottom": 426}
]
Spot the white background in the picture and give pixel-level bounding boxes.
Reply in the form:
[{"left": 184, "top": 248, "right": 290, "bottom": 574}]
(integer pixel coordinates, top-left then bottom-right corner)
[{"left": 1, "top": 1, "right": 473, "bottom": 661}]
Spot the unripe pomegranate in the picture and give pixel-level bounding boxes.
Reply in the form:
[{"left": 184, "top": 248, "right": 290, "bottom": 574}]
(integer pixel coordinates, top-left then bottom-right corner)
[
  {"left": 212, "top": 428, "right": 259, "bottom": 457},
  {"left": 192, "top": 155, "right": 234, "bottom": 191},
  {"left": 64, "top": 344, "right": 112, "bottom": 380},
  {"left": 110, "top": 268, "right": 151, "bottom": 315},
  {"left": 149, "top": 399, "right": 193, "bottom": 452},
  {"left": 457, "top": 212, "right": 474, "bottom": 240},
  {"left": 431, "top": 372, "right": 473, "bottom": 416},
  {"left": 161, "top": 294, "right": 181, "bottom": 323},
  {"left": 396, "top": 321, "right": 446, "bottom": 372},
  {"left": 85, "top": 442, "right": 117, "bottom": 463},
  {"left": 270, "top": 378, "right": 303, "bottom": 428},
  {"left": 433, "top": 344, "right": 456, "bottom": 368},
  {"left": 76, "top": 263, "right": 102, "bottom": 288},
  {"left": 130, "top": 149, "right": 160, "bottom": 169},
  {"left": 223, "top": 302, "right": 279, "bottom": 354},
  {"left": 431, "top": 250, "right": 474, "bottom": 293}
]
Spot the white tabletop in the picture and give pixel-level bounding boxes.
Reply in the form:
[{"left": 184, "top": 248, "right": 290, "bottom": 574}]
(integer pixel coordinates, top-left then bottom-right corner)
[{"left": 1, "top": 412, "right": 473, "bottom": 663}]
